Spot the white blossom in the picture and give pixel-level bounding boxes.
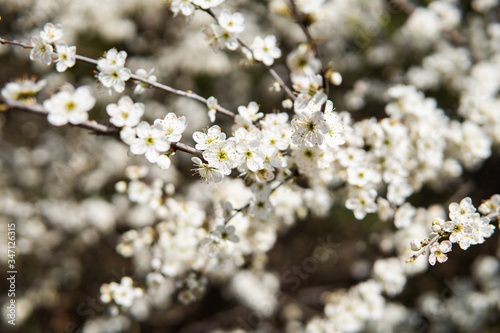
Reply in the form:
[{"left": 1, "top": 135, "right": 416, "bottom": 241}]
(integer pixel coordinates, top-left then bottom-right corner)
[
  {"left": 43, "top": 84, "right": 95, "bottom": 126},
  {"left": 129, "top": 121, "right": 170, "bottom": 163},
  {"left": 251, "top": 35, "right": 282, "bottom": 66},
  {"left": 106, "top": 95, "right": 145, "bottom": 128}
]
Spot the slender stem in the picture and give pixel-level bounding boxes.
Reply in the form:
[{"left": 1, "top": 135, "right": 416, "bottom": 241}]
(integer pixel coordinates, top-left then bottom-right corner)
[
  {"left": 0, "top": 97, "right": 204, "bottom": 159},
  {"left": 406, "top": 234, "right": 440, "bottom": 263},
  {"left": 1, "top": 37, "right": 236, "bottom": 118},
  {"left": 205, "top": 9, "right": 296, "bottom": 101},
  {"left": 0, "top": 36, "right": 32, "bottom": 48},
  {"left": 1, "top": 98, "right": 118, "bottom": 135},
  {"left": 75, "top": 54, "right": 98, "bottom": 65},
  {"left": 236, "top": 36, "right": 296, "bottom": 101}
]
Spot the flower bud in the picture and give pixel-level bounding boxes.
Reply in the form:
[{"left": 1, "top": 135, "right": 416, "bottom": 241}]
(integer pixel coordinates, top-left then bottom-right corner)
[
  {"left": 431, "top": 224, "right": 442, "bottom": 233},
  {"left": 410, "top": 239, "right": 422, "bottom": 251}
]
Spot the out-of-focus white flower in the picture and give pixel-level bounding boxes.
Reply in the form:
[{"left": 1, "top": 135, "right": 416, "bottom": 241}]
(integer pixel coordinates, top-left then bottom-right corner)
[
  {"left": 287, "top": 44, "right": 321, "bottom": 76},
  {"left": 230, "top": 271, "right": 279, "bottom": 316},
  {"left": 404, "top": 8, "right": 441, "bottom": 44},
  {"left": 472, "top": 0, "right": 499, "bottom": 13},
  {"left": 170, "top": 0, "right": 195, "bottom": 17},
  {"left": 373, "top": 258, "right": 406, "bottom": 296},
  {"left": 39, "top": 22, "right": 63, "bottom": 44},
  {"left": 345, "top": 189, "right": 378, "bottom": 220},
  {"left": 1, "top": 77, "right": 46, "bottom": 104},
  {"left": 219, "top": 9, "right": 245, "bottom": 33},
  {"left": 100, "top": 277, "right": 143, "bottom": 308}
]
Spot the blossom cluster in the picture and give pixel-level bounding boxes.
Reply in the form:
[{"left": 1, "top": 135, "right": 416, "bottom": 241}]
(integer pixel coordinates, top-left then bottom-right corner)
[
  {"left": 410, "top": 195, "right": 499, "bottom": 266},
  {"left": 29, "top": 22, "right": 76, "bottom": 72},
  {"left": 2, "top": 0, "right": 500, "bottom": 332}
]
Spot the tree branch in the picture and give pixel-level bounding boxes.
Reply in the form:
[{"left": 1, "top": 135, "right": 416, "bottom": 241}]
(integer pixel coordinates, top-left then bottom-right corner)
[
  {"left": 0, "top": 97, "right": 204, "bottom": 159},
  {"left": 1, "top": 37, "right": 236, "bottom": 118}
]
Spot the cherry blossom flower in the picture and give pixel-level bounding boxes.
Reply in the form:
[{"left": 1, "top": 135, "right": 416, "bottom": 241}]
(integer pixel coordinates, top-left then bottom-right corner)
[
  {"left": 106, "top": 95, "right": 145, "bottom": 128},
  {"left": 216, "top": 225, "right": 239, "bottom": 243},
  {"left": 97, "top": 48, "right": 132, "bottom": 94},
  {"left": 170, "top": 0, "right": 195, "bottom": 17},
  {"left": 323, "top": 100, "right": 346, "bottom": 147},
  {"left": 236, "top": 141, "right": 265, "bottom": 172},
  {"left": 30, "top": 35, "right": 53, "bottom": 66},
  {"left": 218, "top": 9, "right": 245, "bottom": 34},
  {"left": 129, "top": 121, "right": 170, "bottom": 163},
  {"left": 204, "top": 23, "right": 239, "bottom": 51},
  {"left": 291, "top": 111, "right": 330, "bottom": 147},
  {"left": 291, "top": 74, "right": 327, "bottom": 111},
  {"left": 157, "top": 154, "right": 172, "bottom": 170},
  {"left": 251, "top": 35, "right": 282, "bottom": 66},
  {"left": 345, "top": 189, "right": 378, "bottom": 220},
  {"left": 428, "top": 240, "right": 452, "bottom": 265},
  {"left": 237, "top": 101, "right": 263, "bottom": 122},
  {"left": 199, "top": 225, "right": 239, "bottom": 257},
  {"left": 53, "top": 43, "right": 76, "bottom": 72},
  {"left": 203, "top": 139, "right": 238, "bottom": 175},
  {"left": 193, "top": 125, "right": 226, "bottom": 150},
  {"left": 133, "top": 68, "right": 157, "bottom": 95},
  {"left": 154, "top": 113, "right": 187, "bottom": 142},
  {"left": 39, "top": 22, "right": 63, "bottom": 44},
  {"left": 191, "top": 157, "right": 223, "bottom": 184},
  {"left": 43, "top": 84, "right": 95, "bottom": 126}
]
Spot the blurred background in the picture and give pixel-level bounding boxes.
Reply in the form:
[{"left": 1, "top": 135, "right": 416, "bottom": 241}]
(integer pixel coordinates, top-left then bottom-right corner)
[{"left": 1, "top": 0, "right": 500, "bottom": 332}]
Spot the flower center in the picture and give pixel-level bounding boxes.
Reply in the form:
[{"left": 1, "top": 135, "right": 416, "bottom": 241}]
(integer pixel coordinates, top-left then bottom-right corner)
[{"left": 218, "top": 151, "right": 228, "bottom": 161}]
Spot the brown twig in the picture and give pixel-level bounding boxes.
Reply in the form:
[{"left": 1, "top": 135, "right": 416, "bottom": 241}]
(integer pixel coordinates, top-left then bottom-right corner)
[
  {"left": 0, "top": 97, "right": 204, "bottom": 159},
  {"left": 1, "top": 37, "right": 236, "bottom": 118}
]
